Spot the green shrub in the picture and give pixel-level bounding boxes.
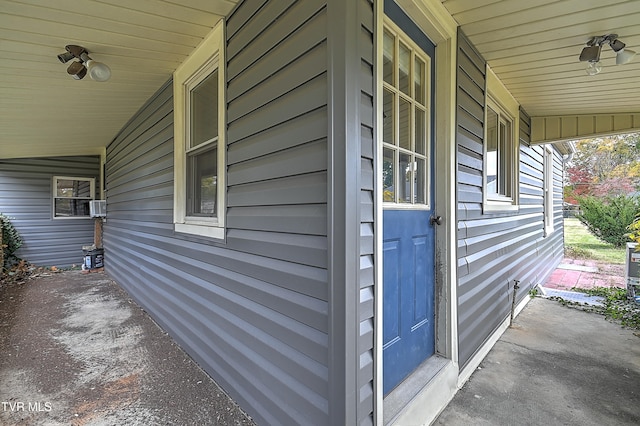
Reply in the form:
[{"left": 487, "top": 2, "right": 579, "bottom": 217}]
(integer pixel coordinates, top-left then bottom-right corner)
[
  {"left": 573, "top": 286, "right": 640, "bottom": 329},
  {"left": 0, "top": 213, "right": 22, "bottom": 270},
  {"left": 627, "top": 211, "right": 640, "bottom": 246},
  {"left": 576, "top": 195, "right": 640, "bottom": 248}
]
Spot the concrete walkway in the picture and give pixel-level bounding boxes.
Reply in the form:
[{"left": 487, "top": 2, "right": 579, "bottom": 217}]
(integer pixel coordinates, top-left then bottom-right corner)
[
  {"left": 435, "top": 297, "right": 640, "bottom": 425},
  {"left": 0, "top": 270, "right": 254, "bottom": 426},
  {"left": 437, "top": 258, "right": 640, "bottom": 425}
]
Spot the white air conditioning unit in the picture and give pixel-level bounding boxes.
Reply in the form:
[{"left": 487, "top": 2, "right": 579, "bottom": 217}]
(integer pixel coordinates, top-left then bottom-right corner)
[{"left": 90, "top": 200, "right": 106, "bottom": 217}]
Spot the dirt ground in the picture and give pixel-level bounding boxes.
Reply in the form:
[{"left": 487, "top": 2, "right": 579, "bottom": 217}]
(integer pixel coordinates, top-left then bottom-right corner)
[{"left": 0, "top": 269, "right": 255, "bottom": 426}]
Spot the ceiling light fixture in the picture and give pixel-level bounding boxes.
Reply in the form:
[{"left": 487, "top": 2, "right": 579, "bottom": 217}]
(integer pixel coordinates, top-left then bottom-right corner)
[
  {"left": 57, "top": 45, "right": 111, "bottom": 82},
  {"left": 579, "top": 34, "right": 637, "bottom": 75}
]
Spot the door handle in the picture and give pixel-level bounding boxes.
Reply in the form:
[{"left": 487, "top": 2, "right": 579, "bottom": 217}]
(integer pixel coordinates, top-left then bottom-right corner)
[{"left": 430, "top": 215, "right": 442, "bottom": 226}]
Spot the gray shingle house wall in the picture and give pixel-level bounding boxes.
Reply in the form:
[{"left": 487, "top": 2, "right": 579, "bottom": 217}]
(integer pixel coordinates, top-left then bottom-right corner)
[
  {"left": 0, "top": 156, "right": 100, "bottom": 268},
  {"left": 103, "top": 1, "right": 375, "bottom": 424},
  {"left": 455, "top": 30, "right": 564, "bottom": 368}
]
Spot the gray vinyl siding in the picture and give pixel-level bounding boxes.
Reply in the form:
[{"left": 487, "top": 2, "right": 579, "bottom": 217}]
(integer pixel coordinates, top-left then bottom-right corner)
[
  {"left": 358, "top": 1, "right": 375, "bottom": 424},
  {"left": 102, "top": 1, "right": 373, "bottom": 422},
  {"left": 456, "top": 31, "right": 564, "bottom": 368},
  {"left": 0, "top": 156, "right": 100, "bottom": 268},
  {"left": 102, "top": 0, "right": 375, "bottom": 424}
]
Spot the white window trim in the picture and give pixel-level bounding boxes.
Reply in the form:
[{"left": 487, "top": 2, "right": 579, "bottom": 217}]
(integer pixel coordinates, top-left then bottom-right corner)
[
  {"left": 543, "top": 145, "right": 555, "bottom": 236},
  {"left": 52, "top": 176, "right": 95, "bottom": 219},
  {"left": 173, "top": 20, "right": 226, "bottom": 240},
  {"left": 483, "top": 67, "right": 519, "bottom": 213}
]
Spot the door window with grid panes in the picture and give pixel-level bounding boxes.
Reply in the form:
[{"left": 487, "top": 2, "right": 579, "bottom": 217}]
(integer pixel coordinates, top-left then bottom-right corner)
[{"left": 382, "top": 25, "right": 431, "bottom": 207}]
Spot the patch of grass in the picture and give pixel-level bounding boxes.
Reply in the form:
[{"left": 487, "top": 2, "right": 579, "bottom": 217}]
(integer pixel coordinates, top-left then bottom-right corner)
[
  {"left": 564, "top": 218, "right": 626, "bottom": 264},
  {"left": 564, "top": 245, "right": 592, "bottom": 259}
]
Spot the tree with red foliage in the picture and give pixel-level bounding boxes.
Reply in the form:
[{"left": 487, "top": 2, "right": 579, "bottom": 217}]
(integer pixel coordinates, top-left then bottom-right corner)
[
  {"left": 565, "top": 166, "right": 593, "bottom": 204},
  {"left": 564, "top": 132, "right": 640, "bottom": 202}
]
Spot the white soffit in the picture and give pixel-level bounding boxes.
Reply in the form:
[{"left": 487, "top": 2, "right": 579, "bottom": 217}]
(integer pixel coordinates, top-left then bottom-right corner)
[
  {"left": 0, "top": 0, "right": 238, "bottom": 159},
  {"left": 441, "top": 0, "right": 640, "bottom": 118},
  {"left": 531, "top": 113, "right": 640, "bottom": 144}
]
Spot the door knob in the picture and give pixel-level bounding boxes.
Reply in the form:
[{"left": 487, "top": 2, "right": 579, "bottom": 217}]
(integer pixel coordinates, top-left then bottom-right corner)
[{"left": 430, "top": 215, "right": 442, "bottom": 226}]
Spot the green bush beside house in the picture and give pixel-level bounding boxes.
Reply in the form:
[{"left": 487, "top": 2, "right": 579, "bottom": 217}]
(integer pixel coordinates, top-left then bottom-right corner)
[
  {"left": 0, "top": 213, "right": 22, "bottom": 273},
  {"left": 576, "top": 195, "right": 640, "bottom": 248}
]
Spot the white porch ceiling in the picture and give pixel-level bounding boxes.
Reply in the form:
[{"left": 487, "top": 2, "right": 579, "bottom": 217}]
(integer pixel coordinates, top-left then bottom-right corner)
[
  {"left": 441, "top": 0, "right": 640, "bottom": 117},
  {"left": 0, "top": 0, "right": 238, "bottom": 159},
  {"left": 1, "top": 0, "right": 639, "bottom": 160}
]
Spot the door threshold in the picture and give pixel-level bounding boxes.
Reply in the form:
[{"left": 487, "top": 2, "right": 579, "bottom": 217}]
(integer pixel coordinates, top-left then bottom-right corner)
[{"left": 383, "top": 355, "right": 452, "bottom": 424}]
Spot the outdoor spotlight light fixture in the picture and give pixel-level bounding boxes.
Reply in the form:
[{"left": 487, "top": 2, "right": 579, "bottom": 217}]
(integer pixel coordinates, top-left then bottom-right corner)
[
  {"left": 57, "top": 45, "right": 111, "bottom": 82},
  {"left": 609, "top": 38, "right": 637, "bottom": 65},
  {"left": 66, "top": 61, "right": 87, "bottom": 80},
  {"left": 579, "top": 34, "right": 637, "bottom": 75}
]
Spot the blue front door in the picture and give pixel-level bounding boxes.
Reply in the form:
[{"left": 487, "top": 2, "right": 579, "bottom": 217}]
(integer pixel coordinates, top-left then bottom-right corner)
[{"left": 382, "top": 2, "right": 436, "bottom": 395}]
